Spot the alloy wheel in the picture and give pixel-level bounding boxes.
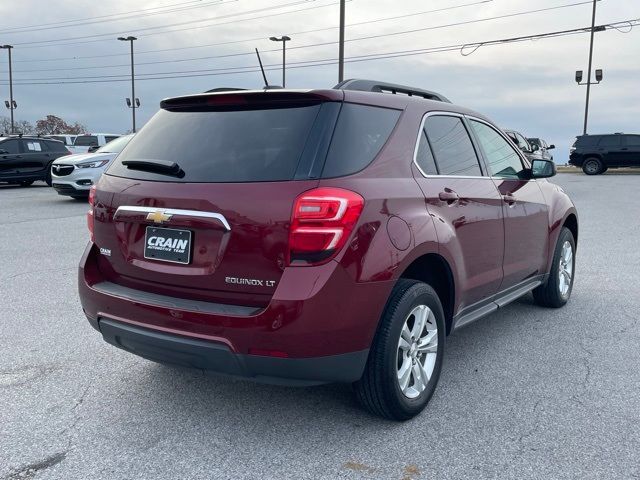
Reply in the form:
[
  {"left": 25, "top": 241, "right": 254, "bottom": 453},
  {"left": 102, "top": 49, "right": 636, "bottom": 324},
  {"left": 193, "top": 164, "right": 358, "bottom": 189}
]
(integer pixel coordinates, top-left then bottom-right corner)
[
  {"left": 558, "top": 240, "right": 574, "bottom": 298},
  {"left": 397, "top": 305, "right": 438, "bottom": 399}
]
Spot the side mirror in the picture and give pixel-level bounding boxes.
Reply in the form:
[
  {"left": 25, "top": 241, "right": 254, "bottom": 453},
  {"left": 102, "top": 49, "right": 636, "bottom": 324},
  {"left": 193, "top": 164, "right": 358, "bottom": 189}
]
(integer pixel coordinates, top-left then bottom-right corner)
[
  {"left": 548, "top": 144, "right": 556, "bottom": 150},
  {"left": 531, "top": 159, "right": 556, "bottom": 178}
]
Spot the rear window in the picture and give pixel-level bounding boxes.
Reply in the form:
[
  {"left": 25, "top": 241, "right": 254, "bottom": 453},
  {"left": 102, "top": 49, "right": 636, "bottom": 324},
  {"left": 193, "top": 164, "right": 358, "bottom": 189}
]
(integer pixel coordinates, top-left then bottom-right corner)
[
  {"left": 108, "top": 101, "right": 400, "bottom": 183},
  {"left": 109, "top": 105, "right": 322, "bottom": 182}
]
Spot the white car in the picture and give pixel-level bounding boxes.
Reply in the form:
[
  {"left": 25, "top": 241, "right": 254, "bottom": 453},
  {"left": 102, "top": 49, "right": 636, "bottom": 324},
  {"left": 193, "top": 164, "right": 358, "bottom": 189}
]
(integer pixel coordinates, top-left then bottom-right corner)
[
  {"left": 45, "top": 134, "right": 77, "bottom": 147},
  {"left": 68, "top": 133, "right": 121, "bottom": 154},
  {"left": 51, "top": 134, "right": 133, "bottom": 198}
]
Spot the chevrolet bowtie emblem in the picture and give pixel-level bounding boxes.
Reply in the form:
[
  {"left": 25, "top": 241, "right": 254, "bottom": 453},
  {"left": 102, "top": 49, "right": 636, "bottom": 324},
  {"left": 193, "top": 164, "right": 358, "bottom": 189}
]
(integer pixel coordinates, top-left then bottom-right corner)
[{"left": 146, "top": 210, "right": 172, "bottom": 224}]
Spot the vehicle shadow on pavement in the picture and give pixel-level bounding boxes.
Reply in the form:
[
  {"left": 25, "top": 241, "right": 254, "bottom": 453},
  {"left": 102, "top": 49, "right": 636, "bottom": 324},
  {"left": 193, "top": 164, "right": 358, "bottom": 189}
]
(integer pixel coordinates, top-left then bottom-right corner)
[{"left": 120, "top": 294, "right": 547, "bottom": 427}]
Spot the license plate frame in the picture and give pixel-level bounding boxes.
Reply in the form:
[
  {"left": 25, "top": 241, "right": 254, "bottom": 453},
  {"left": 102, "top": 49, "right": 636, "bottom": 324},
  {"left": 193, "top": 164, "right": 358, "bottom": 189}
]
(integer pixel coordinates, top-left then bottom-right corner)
[{"left": 144, "top": 226, "right": 192, "bottom": 265}]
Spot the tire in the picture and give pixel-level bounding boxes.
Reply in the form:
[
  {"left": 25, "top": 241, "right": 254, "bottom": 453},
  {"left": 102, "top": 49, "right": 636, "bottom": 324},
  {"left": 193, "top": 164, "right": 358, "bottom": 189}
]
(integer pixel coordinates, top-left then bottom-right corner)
[
  {"left": 19, "top": 180, "right": 34, "bottom": 187},
  {"left": 354, "top": 279, "right": 446, "bottom": 421},
  {"left": 45, "top": 167, "right": 53, "bottom": 186},
  {"left": 533, "top": 227, "right": 576, "bottom": 308},
  {"left": 582, "top": 157, "right": 603, "bottom": 175}
]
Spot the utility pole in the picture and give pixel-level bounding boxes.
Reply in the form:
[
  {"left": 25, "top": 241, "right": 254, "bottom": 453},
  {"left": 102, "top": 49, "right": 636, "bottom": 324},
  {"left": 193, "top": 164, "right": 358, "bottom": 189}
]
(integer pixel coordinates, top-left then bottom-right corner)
[
  {"left": 583, "top": 0, "right": 599, "bottom": 135},
  {"left": 269, "top": 36, "right": 291, "bottom": 87},
  {"left": 338, "top": 0, "right": 345, "bottom": 82},
  {"left": 1, "top": 45, "right": 15, "bottom": 134},
  {"left": 118, "top": 36, "right": 138, "bottom": 133}
]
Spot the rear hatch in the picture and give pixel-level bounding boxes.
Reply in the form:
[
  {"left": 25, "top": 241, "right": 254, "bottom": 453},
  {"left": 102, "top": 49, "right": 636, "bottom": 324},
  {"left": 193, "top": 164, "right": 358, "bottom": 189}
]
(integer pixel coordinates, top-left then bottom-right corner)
[{"left": 92, "top": 90, "right": 344, "bottom": 307}]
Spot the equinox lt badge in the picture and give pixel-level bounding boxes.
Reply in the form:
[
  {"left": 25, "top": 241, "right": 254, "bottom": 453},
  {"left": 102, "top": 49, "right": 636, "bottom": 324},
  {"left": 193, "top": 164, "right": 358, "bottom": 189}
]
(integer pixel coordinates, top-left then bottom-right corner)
[{"left": 225, "top": 276, "right": 276, "bottom": 287}]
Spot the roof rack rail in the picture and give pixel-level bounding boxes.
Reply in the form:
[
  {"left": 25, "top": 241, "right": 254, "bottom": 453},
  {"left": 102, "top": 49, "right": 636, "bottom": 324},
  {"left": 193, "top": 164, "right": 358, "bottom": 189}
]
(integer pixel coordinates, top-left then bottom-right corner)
[
  {"left": 333, "top": 79, "right": 451, "bottom": 103},
  {"left": 205, "top": 87, "right": 248, "bottom": 93}
]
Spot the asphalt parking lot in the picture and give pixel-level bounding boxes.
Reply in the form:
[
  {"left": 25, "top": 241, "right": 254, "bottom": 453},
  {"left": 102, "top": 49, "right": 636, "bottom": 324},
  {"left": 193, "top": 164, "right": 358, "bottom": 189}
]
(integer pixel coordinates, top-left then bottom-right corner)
[{"left": 1, "top": 173, "right": 639, "bottom": 480}]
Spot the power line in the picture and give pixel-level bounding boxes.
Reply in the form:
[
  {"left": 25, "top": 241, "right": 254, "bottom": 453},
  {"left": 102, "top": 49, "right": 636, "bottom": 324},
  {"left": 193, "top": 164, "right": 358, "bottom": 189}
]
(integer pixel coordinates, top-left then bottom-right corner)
[
  {"left": 3, "top": 0, "right": 594, "bottom": 76},
  {"left": 10, "top": 0, "right": 317, "bottom": 47},
  {"left": 0, "top": 1, "right": 232, "bottom": 35},
  {"left": 11, "top": 0, "right": 490, "bottom": 64},
  {"left": 3, "top": 19, "right": 636, "bottom": 86}
]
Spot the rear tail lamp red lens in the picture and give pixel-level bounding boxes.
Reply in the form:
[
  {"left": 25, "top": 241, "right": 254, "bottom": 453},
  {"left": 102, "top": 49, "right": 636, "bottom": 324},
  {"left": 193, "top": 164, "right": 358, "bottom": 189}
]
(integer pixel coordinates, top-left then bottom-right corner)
[
  {"left": 87, "top": 185, "right": 96, "bottom": 242},
  {"left": 288, "top": 187, "right": 364, "bottom": 266}
]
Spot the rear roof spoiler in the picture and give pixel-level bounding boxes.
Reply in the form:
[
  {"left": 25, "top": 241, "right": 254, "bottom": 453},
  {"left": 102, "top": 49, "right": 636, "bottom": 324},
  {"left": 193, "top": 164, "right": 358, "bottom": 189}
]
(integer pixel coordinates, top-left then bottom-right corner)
[{"left": 334, "top": 79, "right": 451, "bottom": 103}]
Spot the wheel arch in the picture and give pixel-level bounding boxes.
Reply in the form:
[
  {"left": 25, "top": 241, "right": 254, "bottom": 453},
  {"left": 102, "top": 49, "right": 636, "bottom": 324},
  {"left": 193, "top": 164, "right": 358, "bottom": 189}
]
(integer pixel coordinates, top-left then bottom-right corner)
[
  {"left": 563, "top": 213, "right": 578, "bottom": 247},
  {"left": 398, "top": 253, "right": 455, "bottom": 335}
]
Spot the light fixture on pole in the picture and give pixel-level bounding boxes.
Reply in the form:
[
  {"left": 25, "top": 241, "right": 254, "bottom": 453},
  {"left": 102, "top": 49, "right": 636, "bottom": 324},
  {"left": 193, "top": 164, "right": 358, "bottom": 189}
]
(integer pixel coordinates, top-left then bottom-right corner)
[
  {"left": 577, "top": 0, "right": 604, "bottom": 135},
  {"left": 0, "top": 45, "right": 15, "bottom": 134},
  {"left": 117, "top": 36, "right": 138, "bottom": 132},
  {"left": 269, "top": 35, "right": 291, "bottom": 87}
]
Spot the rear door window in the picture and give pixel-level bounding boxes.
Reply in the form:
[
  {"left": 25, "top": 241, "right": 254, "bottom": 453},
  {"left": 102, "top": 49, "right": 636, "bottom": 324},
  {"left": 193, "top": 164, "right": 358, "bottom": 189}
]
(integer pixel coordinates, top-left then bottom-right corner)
[
  {"left": 109, "top": 104, "right": 324, "bottom": 182},
  {"left": 321, "top": 104, "right": 400, "bottom": 178},
  {"left": 424, "top": 115, "right": 482, "bottom": 176}
]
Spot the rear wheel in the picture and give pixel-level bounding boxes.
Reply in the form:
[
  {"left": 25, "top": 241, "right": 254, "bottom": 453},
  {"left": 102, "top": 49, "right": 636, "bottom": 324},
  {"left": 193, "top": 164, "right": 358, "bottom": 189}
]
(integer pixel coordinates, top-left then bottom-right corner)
[
  {"left": 533, "top": 227, "right": 576, "bottom": 308},
  {"left": 582, "top": 158, "right": 603, "bottom": 175},
  {"left": 354, "top": 279, "right": 445, "bottom": 421}
]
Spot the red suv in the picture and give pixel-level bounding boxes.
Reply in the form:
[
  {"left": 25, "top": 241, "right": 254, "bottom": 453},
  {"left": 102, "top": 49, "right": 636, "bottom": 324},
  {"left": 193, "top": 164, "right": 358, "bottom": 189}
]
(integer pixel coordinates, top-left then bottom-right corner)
[{"left": 79, "top": 80, "right": 578, "bottom": 420}]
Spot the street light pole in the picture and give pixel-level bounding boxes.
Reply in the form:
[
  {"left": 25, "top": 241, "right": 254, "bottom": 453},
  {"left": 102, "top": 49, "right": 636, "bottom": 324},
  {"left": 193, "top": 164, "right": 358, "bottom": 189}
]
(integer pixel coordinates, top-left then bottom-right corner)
[
  {"left": 583, "top": 0, "right": 599, "bottom": 135},
  {"left": 338, "top": 0, "right": 345, "bottom": 83},
  {"left": 269, "top": 36, "right": 291, "bottom": 87},
  {"left": 118, "top": 36, "right": 138, "bottom": 132},
  {"left": 1, "top": 45, "right": 15, "bottom": 134}
]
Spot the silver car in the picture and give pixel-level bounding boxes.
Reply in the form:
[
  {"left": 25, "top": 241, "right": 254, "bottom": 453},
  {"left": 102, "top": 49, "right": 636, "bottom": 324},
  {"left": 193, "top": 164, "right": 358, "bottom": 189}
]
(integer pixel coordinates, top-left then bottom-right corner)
[{"left": 51, "top": 134, "right": 133, "bottom": 198}]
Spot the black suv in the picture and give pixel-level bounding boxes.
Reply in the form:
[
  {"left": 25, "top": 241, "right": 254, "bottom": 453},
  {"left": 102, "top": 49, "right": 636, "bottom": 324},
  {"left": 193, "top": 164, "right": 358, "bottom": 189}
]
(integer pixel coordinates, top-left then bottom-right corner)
[
  {"left": 0, "top": 135, "right": 70, "bottom": 186},
  {"left": 569, "top": 133, "right": 640, "bottom": 175}
]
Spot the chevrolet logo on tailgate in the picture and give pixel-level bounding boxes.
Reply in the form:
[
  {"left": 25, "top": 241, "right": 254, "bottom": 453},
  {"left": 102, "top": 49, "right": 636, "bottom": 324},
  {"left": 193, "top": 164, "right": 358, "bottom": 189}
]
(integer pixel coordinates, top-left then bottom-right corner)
[{"left": 146, "top": 210, "right": 172, "bottom": 224}]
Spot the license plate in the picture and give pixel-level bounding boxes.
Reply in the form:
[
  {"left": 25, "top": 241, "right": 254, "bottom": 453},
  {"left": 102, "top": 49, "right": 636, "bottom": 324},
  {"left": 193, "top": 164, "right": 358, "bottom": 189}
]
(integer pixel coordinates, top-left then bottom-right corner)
[{"left": 144, "top": 227, "right": 192, "bottom": 264}]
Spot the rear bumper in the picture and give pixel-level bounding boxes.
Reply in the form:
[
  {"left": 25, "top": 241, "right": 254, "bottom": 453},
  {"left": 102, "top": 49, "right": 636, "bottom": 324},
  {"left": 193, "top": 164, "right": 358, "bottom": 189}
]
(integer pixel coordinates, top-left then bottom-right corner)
[
  {"left": 99, "top": 318, "right": 368, "bottom": 385},
  {"left": 79, "top": 243, "right": 393, "bottom": 384}
]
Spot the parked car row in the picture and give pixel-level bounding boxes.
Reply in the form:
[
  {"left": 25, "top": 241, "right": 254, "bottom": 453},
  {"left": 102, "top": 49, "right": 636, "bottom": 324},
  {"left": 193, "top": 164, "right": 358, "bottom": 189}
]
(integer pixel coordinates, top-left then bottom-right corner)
[
  {"left": 0, "top": 133, "right": 130, "bottom": 196},
  {"left": 504, "top": 129, "right": 555, "bottom": 162}
]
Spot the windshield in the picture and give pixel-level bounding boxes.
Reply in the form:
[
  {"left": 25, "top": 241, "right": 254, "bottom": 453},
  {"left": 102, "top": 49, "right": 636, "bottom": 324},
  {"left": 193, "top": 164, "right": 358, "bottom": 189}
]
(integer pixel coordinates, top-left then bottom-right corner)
[{"left": 96, "top": 134, "right": 132, "bottom": 154}]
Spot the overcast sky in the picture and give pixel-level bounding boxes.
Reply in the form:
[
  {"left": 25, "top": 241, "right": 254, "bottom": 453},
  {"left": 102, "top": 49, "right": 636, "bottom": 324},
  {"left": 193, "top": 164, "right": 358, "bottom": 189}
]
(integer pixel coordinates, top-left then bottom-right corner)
[{"left": 0, "top": 0, "right": 638, "bottom": 162}]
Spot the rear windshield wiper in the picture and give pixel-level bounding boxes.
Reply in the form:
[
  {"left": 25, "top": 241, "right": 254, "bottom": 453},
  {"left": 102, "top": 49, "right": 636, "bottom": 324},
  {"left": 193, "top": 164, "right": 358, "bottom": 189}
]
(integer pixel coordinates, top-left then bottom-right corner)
[{"left": 121, "top": 159, "right": 184, "bottom": 178}]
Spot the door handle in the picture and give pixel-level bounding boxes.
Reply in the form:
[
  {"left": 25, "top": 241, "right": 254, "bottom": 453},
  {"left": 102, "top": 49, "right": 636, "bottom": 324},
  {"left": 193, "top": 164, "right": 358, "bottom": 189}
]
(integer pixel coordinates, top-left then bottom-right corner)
[
  {"left": 502, "top": 194, "right": 516, "bottom": 206},
  {"left": 439, "top": 190, "right": 459, "bottom": 204}
]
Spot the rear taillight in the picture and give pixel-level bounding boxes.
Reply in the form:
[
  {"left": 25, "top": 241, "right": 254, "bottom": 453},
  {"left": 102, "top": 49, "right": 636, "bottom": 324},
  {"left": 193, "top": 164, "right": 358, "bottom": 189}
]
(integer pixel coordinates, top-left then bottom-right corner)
[
  {"left": 288, "top": 187, "right": 364, "bottom": 266},
  {"left": 87, "top": 185, "right": 96, "bottom": 242}
]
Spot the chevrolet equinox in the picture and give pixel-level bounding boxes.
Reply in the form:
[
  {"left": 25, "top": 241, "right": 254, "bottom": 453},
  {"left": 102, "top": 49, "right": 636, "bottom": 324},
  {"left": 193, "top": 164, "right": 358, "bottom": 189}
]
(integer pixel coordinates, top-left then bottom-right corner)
[{"left": 79, "top": 79, "right": 578, "bottom": 420}]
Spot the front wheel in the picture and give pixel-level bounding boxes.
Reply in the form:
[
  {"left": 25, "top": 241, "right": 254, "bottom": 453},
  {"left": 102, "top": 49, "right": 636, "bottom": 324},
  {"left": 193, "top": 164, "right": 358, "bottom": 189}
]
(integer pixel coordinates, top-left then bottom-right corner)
[
  {"left": 354, "top": 279, "right": 446, "bottom": 421},
  {"left": 45, "top": 167, "right": 53, "bottom": 186},
  {"left": 533, "top": 227, "right": 576, "bottom": 308}
]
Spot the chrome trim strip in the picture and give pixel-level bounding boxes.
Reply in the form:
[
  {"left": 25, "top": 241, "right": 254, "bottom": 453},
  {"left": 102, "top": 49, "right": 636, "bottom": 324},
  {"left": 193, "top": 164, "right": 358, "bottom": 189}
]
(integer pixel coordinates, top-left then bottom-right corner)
[{"left": 115, "top": 206, "right": 231, "bottom": 231}]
